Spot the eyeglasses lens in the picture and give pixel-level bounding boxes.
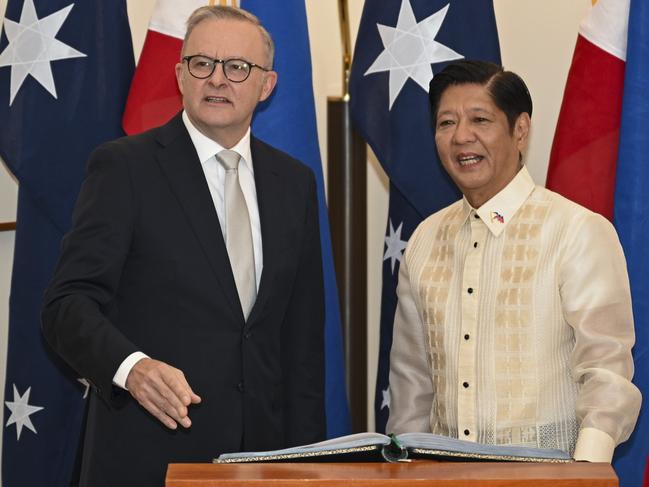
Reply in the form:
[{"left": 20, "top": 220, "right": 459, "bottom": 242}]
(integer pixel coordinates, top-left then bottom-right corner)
[
  {"left": 188, "top": 56, "right": 251, "bottom": 82},
  {"left": 224, "top": 60, "right": 251, "bottom": 82}
]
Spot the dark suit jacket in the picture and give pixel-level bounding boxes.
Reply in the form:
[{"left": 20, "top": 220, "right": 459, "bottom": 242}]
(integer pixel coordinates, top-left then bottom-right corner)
[{"left": 41, "top": 113, "right": 326, "bottom": 487}]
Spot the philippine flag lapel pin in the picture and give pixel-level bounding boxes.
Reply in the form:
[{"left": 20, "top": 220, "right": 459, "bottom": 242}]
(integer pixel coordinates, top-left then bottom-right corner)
[{"left": 491, "top": 211, "right": 505, "bottom": 224}]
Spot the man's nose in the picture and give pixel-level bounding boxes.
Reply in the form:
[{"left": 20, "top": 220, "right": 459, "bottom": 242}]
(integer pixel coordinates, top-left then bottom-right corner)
[
  {"left": 208, "top": 62, "right": 229, "bottom": 85},
  {"left": 452, "top": 118, "right": 475, "bottom": 144}
]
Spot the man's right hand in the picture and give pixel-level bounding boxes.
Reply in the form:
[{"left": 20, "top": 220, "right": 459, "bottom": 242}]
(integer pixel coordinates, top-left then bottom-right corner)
[{"left": 125, "top": 358, "right": 202, "bottom": 429}]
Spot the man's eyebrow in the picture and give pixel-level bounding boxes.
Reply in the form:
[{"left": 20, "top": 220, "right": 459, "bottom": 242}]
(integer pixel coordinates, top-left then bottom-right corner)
[
  {"left": 467, "top": 106, "right": 493, "bottom": 114},
  {"left": 437, "top": 109, "right": 453, "bottom": 117},
  {"left": 436, "top": 106, "right": 493, "bottom": 117}
]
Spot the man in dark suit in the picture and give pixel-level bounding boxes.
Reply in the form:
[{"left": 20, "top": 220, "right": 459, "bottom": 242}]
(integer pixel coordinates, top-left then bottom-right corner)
[{"left": 41, "top": 6, "right": 325, "bottom": 487}]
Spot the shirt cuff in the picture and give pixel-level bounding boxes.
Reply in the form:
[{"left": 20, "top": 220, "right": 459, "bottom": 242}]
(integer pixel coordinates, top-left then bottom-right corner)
[
  {"left": 573, "top": 427, "right": 616, "bottom": 462},
  {"left": 112, "top": 352, "right": 149, "bottom": 390}
]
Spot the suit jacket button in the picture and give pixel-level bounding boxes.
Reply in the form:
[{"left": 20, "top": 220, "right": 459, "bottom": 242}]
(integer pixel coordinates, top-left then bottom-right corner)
[
  {"left": 244, "top": 331, "right": 251, "bottom": 339},
  {"left": 237, "top": 381, "right": 244, "bottom": 393}
]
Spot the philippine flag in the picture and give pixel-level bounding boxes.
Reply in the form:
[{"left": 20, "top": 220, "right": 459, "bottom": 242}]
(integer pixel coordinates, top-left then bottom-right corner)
[
  {"left": 546, "top": 0, "right": 627, "bottom": 219},
  {"left": 547, "top": 1, "right": 649, "bottom": 486},
  {"left": 121, "top": 0, "right": 208, "bottom": 134}
]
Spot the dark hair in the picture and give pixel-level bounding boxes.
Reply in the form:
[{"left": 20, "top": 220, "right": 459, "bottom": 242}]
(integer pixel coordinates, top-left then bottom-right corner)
[{"left": 428, "top": 60, "right": 533, "bottom": 132}]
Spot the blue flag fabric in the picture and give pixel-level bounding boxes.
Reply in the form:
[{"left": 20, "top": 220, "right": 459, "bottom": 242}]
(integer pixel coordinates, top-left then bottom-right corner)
[
  {"left": 612, "top": 0, "right": 649, "bottom": 484},
  {"left": 240, "top": 0, "right": 351, "bottom": 438},
  {"left": 0, "top": 1, "right": 134, "bottom": 485},
  {"left": 349, "top": 0, "right": 500, "bottom": 432}
]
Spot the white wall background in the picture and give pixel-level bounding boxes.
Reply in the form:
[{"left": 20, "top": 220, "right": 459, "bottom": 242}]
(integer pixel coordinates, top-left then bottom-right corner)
[{"left": 0, "top": 0, "right": 590, "bottom": 470}]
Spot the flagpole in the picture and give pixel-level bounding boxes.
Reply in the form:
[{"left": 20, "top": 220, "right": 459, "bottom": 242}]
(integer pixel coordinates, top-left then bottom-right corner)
[
  {"left": 338, "top": 0, "right": 352, "bottom": 99},
  {"left": 328, "top": 0, "right": 367, "bottom": 432}
]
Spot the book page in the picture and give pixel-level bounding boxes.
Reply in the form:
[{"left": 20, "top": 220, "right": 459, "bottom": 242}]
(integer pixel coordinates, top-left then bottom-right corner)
[
  {"left": 216, "top": 432, "right": 391, "bottom": 462},
  {"left": 397, "top": 432, "right": 572, "bottom": 461}
]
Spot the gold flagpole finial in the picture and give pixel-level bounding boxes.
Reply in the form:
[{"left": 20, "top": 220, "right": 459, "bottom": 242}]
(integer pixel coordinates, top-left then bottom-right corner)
[{"left": 338, "top": 0, "right": 352, "bottom": 100}]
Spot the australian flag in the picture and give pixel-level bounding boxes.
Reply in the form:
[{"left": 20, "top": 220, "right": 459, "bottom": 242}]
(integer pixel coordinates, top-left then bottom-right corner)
[
  {"left": 349, "top": 0, "right": 500, "bottom": 432},
  {"left": 0, "top": 1, "right": 133, "bottom": 485}
]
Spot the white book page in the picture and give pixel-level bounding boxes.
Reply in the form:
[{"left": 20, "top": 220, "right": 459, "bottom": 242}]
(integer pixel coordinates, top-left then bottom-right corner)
[{"left": 217, "top": 432, "right": 390, "bottom": 460}]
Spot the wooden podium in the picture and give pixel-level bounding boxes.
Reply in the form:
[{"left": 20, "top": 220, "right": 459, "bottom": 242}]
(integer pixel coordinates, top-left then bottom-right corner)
[{"left": 166, "top": 462, "right": 618, "bottom": 486}]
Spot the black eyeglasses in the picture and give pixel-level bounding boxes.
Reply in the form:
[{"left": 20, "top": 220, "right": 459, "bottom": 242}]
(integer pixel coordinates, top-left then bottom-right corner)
[{"left": 183, "top": 55, "right": 270, "bottom": 83}]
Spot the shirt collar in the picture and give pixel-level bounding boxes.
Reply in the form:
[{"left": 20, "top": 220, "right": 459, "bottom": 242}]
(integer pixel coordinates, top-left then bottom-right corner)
[
  {"left": 182, "top": 110, "right": 253, "bottom": 172},
  {"left": 460, "top": 165, "right": 536, "bottom": 237}
]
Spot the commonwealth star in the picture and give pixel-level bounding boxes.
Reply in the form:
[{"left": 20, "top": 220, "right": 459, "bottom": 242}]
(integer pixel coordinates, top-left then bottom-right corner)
[
  {"left": 0, "top": 0, "right": 86, "bottom": 105},
  {"left": 365, "top": 0, "right": 463, "bottom": 109}
]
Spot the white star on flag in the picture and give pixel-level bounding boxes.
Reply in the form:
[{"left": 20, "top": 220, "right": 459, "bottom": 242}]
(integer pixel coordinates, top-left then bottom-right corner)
[
  {"left": 380, "top": 387, "right": 391, "bottom": 410},
  {"left": 364, "top": 0, "right": 463, "bottom": 109},
  {"left": 384, "top": 219, "right": 408, "bottom": 274},
  {"left": 0, "top": 0, "right": 86, "bottom": 105},
  {"left": 4, "top": 384, "right": 44, "bottom": 440}
]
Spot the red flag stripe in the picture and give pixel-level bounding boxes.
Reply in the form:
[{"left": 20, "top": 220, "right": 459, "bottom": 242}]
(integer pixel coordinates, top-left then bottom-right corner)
[
  {"left": 122, "top": 30, "right": 183, "bottom": 135},
  {"left": 546, "top": 34, "right": 625, "bottom": 220}
]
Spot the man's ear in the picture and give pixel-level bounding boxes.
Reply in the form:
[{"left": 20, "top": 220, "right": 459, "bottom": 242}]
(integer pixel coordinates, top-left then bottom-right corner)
[
  {"left": 515, "top": 112, "right": 531, "bottom": 151},
  {"left": 175, "top": 62, "right": 185, "bottom": 95},
  {"left": 258, "top": 71, "right": 278, "bottom": 102}
]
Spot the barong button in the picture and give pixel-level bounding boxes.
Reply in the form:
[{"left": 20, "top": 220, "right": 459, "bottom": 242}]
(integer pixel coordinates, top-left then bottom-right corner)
[
  {"left": 467, "top": 287, "right": 474, "bottom": 294},
  {"left": 464, "top": 334, "right": 470, "bottom": 340},
  {"left": 464, "top": 429, "right": 470, "bottom": 436},
  {"left": 463, "top": 381, "right": 469, "bottom": 388}
]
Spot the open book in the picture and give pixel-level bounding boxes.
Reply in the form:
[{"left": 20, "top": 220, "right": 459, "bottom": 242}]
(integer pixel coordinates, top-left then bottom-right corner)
[{"left": 214, "top": 432, "right": 573, "bottom": 464}]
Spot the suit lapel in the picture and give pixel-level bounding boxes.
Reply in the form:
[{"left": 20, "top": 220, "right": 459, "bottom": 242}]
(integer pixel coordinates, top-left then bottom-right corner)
[
  {"left": 154, "top": 114, "right": 243, "bottom": 321},
  {"left": 247, "top": 137, "right": 284, "bottom": 326}
]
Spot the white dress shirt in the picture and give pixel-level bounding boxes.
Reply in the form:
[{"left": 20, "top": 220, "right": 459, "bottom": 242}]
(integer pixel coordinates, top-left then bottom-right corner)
[
  {"left": 113, "top": 112, "right": 263, "bottom": 389},
  {"left": 386, "top": 166, "right": 641, "bottom": 463}
]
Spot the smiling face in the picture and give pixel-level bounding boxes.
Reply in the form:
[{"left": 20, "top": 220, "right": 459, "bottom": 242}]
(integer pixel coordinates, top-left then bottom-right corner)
[
  {"left": 175, "top": 18, "right": 277, "bottom": 148},
  {"left": 434, "top": 83, "right": 530, "bottom": 208}
]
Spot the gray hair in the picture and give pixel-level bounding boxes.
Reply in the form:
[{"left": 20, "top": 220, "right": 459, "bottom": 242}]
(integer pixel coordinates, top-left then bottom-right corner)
[{"left": 183, "top": 6, "right": 275, "bottom": 69}]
